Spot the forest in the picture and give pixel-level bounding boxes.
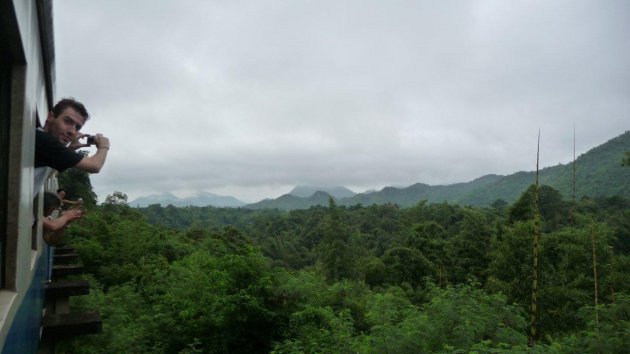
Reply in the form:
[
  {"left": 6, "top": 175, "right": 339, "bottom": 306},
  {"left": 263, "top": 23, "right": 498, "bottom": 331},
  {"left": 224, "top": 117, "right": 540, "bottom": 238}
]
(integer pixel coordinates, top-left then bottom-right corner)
[{"left": 56, "top": 180, "right": 630, "bottom": 353}]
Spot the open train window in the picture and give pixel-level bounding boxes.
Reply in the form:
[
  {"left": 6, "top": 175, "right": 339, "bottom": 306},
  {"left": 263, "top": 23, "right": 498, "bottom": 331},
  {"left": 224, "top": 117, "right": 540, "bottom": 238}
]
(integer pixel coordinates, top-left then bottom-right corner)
[{"left": 0, "top": 23, "right": 12, "bottom": 288}]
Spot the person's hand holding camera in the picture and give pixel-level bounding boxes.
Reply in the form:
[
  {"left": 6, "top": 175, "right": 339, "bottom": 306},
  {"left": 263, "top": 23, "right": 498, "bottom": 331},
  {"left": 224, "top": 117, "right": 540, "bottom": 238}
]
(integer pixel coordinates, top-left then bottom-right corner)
[
  {"left": 93, "top": 134, "right": 110, "bottom": 151},
  {"left": 69, "top": 133, "right": 90, "bottom": 150},
  {"left": 68, "top": 133, "right": 110, "bottom": 151}
]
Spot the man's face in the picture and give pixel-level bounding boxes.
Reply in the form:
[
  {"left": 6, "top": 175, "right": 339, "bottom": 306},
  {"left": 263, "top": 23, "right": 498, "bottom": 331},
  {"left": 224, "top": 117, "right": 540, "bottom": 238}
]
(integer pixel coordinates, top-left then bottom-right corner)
[
  {"left": 44, "top": 107, "right": 86, "bottom": 144},
  {"left": 58, "top": 191, "right": 66, "bottom": 199}
]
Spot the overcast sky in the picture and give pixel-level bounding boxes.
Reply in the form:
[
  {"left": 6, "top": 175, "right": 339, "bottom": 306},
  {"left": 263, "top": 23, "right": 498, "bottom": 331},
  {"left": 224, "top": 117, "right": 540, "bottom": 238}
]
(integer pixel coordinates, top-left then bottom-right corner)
[{"left": 53, "top": 0, "right": 629, "bottom": 203}]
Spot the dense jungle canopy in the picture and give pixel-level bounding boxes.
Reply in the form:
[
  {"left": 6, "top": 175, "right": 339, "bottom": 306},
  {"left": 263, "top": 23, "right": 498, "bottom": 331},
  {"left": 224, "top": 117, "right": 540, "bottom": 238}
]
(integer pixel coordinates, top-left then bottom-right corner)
[{"left": 54, "top": 180, "right": 630, "bottom": 353}]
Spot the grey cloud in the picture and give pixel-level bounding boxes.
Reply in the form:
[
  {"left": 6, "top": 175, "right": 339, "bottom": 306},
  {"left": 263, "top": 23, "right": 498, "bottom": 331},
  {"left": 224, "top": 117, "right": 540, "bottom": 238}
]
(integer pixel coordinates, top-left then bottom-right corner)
[{"left": 54, "top": 0, "right": 630, "bottom": 202}]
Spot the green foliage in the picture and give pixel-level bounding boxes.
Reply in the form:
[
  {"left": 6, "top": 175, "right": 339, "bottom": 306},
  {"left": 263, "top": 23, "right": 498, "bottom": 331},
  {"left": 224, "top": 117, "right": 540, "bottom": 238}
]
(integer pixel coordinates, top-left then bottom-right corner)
[
  {"left": 66, "top": 198, "right": 188, "bottom": 288},
  {"left": 381, "top": 247, "right": 435, "bottom": 287},
  {"left": 103, "top": 191, "right": 128, "bottom": 206},
  {"left": 57, "top": 158, "right": 98, "bottom": 206},
  {"left": 465, "top": 132, "right": 630, "bottom": 206},
  {"left": 148, "top": 249, "right": 280, "bottom": 353},
  {"left": 536, "top": 225, "right": 614, "bottom": 333},
  {"left": 491, "top": 198, "right": 509, "bottom": 212},
  {"left": 508, "top": 184, "right": 569, "bottom": 232},
  {"left": 58, "top": 282, "right": 153, "bottom": 354},
  {"left": 316, "top": 199, "right": 358, "bottom": 282},
  {"left": 60, "top": 187, "right": 630, "bottom": 353},
  {"left": 444, "top": 209, "right": 494, "bottom": 285},
  {"left": 559, "top": 293, "right": 630, "bottom": 353},
  {"left": 420, "top": 283, "right": 529, "bottom": 351},
  {"left": 272, "top": 306, "right": 356, "bottom": 354},
  {"left": 486, "top": 221, "right": 534, "bottom": 304},
  {"left": 406, "top": 221, "right": 447, "bottom": 269}
]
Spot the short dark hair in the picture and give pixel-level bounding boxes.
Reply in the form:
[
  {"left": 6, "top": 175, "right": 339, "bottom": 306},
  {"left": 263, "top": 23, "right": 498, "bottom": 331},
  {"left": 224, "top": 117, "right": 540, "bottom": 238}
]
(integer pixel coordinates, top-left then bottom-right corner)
[
  {"left": 52, "top": 98, "right": 90, "bottom": 121},
  {"left": 57, "top": 188, "right": 65, "bottom": 194},
  {"left": 44, "top": 192, "right": 62, "bottom": 211}
]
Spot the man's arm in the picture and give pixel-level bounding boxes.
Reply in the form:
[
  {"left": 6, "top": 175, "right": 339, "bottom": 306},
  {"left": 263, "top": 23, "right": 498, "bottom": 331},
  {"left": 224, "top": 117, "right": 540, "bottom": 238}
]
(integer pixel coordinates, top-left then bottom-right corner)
[
  {"left": 42, "top": 209, "right": 82, "bottom": 232},
  {"left": 74, "top": 134, "right": 110, "bottom": 173},
  {"left": 42, "top": 209, "right": 83, "bottom": 246},
  {"left": 62, "top": 199, "right": 82, "bottom": 206},
  {"left": 75, "top": 147, "right": 109, "bottom": 173}
]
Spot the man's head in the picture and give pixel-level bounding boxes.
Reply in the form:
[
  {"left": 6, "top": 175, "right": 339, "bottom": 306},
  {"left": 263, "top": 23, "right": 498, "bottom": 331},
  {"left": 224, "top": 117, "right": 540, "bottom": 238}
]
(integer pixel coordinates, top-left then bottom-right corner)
[
  {"left": 43, "top": 191, "right": 62, "bottom": 217},
  {"left": 44, "top": 98, "right": 90, "bottom": 145},
  {"left": 57, "top": 188, "right": 66, "bottom": 199}
]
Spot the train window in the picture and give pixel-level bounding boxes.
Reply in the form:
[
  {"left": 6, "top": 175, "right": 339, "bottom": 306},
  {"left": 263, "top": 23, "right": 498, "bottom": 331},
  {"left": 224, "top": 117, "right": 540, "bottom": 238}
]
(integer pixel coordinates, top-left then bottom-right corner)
[
  {"left": 0, "top": 33, "right": 12, "bottom": 288},
  {"left": 0, "top": 29, "right": 11, "bottom": 288}
]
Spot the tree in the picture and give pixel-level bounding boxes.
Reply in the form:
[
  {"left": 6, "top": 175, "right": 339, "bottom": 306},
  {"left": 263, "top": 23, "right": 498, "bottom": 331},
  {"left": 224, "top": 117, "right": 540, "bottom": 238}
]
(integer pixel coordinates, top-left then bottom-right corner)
[
  {"left": 57, "top": 156, "right": 98, "bottom": 206},
  {"left": 381, "top": 247, "right": 435, "bottom": 287},
  {"left": 486, "top": 221, "right": 534, "bottom": 305},
  {"left": 491, "top": 199, "right": 509, "bottom": 213},
  {"left": 104, "top": 191, "right": 128, "bottom": 206},
  {"left": 420, "top": 283, "right": 528, "bottom": 351},
  {"left": 316, "top": 199, "right": 357, "bottom": 282},
  {"left": 405, "top": 221, "right": 448, "bottom": 285},
  {"left": 148, "top": 249, "right": 281, "bottom": 353},
  {"left": 560, "top": 294, "right": 630, "bottom": 353},
  {"left": 508, "top": 184, "right": 568, "bottom": 231},
  {"left": 444, "top": 209, "right": 494, "bottom": 285},
  {"left": 101, "top": 191, "right": 134, "bottom": 219}
]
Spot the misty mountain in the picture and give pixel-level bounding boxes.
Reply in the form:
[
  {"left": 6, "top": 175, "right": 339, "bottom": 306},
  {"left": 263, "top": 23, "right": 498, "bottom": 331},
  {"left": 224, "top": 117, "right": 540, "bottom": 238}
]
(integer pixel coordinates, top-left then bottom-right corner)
[
  {"left": 342, "top": 175, "right": 504, "bottom": 208},
  {"left": 244, "top": 131, "right": 630, "bottom": 210},
  {"left": 130, "top": 191, "right": 246, "bottom": 208},
  {"left": 289, "top": 185, "right": 356, "bottom": 199},
  {"left": 246, "top": 191, "right": 335, "bottom": 210},
  {"left": 457, "top": 130, "right": 630, "bottom": 206}
]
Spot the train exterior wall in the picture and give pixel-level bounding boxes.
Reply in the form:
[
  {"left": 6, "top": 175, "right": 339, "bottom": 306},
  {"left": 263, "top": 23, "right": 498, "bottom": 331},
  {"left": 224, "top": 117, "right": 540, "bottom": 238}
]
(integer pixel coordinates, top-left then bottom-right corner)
[
  {"left": 0, "top": 0, "right": 56, "bottom": 352},
  {"left": 1, "top": 254, "right": 49, "bottom": 354}
]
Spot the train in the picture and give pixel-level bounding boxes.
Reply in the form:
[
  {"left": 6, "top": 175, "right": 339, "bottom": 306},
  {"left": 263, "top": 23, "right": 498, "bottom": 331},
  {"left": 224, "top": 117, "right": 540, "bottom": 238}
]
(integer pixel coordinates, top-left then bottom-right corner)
[{"left": 1, "top": 1, "right": 94, "bottom": 352}]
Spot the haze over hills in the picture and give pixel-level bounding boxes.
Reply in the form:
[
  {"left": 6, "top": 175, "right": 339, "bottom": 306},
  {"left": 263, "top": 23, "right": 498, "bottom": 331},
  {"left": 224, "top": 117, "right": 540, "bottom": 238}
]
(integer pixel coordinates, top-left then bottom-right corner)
[
  {"left": 131, "top": 131, "right": 629, "bottom": 209},
  {"left": 130, "top": 191, "right": 245, "bottom": 208},
  {"left": 245, "top": 131, "right": 630, "bottom": 210}
]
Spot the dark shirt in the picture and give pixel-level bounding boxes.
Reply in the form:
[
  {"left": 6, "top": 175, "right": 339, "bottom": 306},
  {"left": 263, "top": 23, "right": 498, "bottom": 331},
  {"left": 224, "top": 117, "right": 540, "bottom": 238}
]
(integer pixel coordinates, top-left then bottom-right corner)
[{"left": 35, "top": 129, "right": 83, "bottom": 172}]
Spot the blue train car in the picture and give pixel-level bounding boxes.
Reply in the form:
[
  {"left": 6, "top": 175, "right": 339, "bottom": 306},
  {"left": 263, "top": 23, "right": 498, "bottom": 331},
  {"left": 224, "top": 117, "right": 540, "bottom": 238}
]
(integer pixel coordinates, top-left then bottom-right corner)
[{"left": 1, "top": 0, "right": 59, "bottom": 352}]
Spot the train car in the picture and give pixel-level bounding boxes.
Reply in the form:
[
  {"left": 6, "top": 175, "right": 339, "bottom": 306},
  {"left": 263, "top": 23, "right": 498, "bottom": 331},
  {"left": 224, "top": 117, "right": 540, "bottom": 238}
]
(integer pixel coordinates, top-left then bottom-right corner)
[{"left": 1, "top": 0, "right": 59, "bottom": 352}]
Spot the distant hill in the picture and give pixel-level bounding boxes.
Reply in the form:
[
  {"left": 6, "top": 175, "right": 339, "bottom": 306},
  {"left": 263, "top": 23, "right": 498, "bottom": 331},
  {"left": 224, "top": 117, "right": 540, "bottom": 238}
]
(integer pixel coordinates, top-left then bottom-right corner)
[
  {"left": 130, "top": 191, "right": 245, "bottom": 208},
  {"left": 289, "top": 185, "right": 356, "bottom": 199},
  {"left": 244, "top": 131, "right": 630, "bottom": 210},
  {"left": 246, "top": 191, "right": 335, "bottom": 210},
  {"left": 459, "top": 131, "right": 630, "bottom": 205},
  {"left": 341, "top": 175, "right": 504, "bottom": 208}
]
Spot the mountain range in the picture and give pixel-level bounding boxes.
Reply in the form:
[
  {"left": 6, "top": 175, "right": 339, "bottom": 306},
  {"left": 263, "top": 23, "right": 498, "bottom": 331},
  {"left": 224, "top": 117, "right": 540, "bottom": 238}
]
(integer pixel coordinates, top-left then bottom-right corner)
[
  {"left": 129, "top": 186, "right": 356, "bottom": 208},
  {"left": 130, "top": 191, "right": 246, "bottom": 208},
  {"left": 245, "top": 131, "right": 630, "bottom": 210},
  {"left": 131, "top": 131, "right": 630, "bottom": 210}
]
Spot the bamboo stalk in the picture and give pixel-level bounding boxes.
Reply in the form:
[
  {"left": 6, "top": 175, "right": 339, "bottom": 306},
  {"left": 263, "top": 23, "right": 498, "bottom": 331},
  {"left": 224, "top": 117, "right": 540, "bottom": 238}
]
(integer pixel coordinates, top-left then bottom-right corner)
[
  {"left": 570, "top": 124, "right": 576, "bottom": 226},
  {"left": 529, "top": 130, "right": 541, "bottom": 346},
  {"left": 591, "top": 222, "right": 599, "bottom": 331},
  {"left": 609, "top": 246, "right": 616, "bottom": 304}
]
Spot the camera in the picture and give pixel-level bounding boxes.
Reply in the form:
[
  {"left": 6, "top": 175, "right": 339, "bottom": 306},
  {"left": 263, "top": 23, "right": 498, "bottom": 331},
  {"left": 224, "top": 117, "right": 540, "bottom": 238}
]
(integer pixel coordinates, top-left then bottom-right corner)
[{"left": 86, "top": 135, "right": 96, "bottom": 146}]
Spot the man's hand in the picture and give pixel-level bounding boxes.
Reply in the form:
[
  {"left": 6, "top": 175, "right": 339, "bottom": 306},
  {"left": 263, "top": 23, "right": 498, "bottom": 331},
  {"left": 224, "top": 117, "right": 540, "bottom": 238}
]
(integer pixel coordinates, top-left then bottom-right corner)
[
  {"left": 74, "top": 133, "right": 109, "bottom": 173},
  {"left": 94, "top": 134, "right": 110, "bottom": 150},
  {"left": 69, "top": 133, "right": 90, "bottom": 150},
  {"left": 60, "top": 209, "right": 83, "bottom": 224}
]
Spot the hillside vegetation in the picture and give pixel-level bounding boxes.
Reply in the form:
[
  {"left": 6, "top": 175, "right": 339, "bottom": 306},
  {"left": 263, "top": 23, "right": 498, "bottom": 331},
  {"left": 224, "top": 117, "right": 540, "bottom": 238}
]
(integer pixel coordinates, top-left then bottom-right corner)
[{"left": 57, "top": 187, "right": 630, "bottom": 353}]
